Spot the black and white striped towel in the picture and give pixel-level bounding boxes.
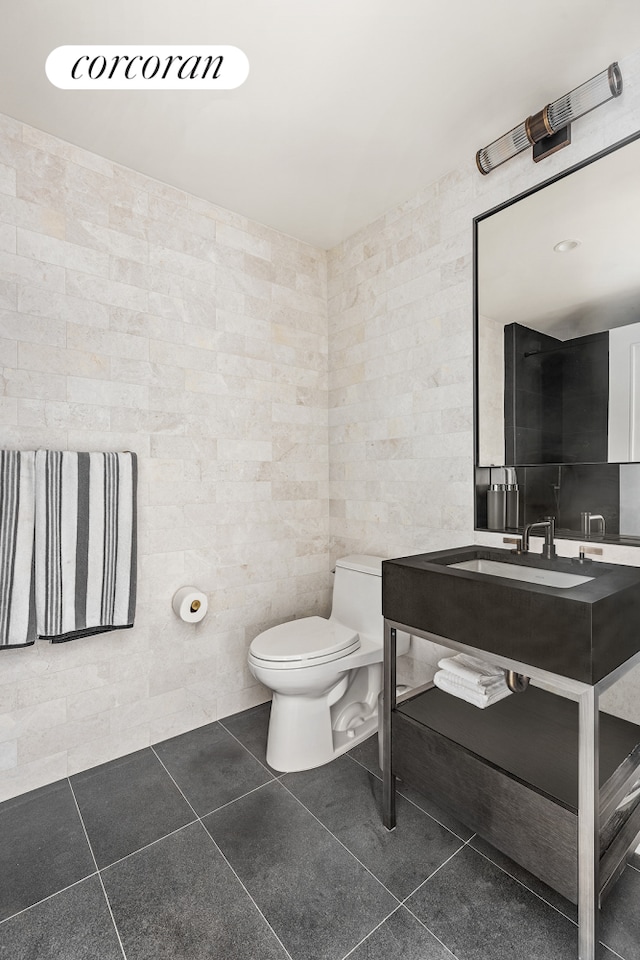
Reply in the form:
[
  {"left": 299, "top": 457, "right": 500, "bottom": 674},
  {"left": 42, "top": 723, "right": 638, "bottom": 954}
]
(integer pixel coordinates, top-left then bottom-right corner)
[
  {"left": 0, "top": 451, "right": 36, "bottom": 648},
  {"left": 35, "top": 451, "right": 137, "bottom": 643}
]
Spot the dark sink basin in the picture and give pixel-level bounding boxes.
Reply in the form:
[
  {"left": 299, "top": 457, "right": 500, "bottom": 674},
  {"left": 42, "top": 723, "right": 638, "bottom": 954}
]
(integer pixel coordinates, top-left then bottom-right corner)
[{"left": 382, "top": 546, "right": 640, "bottom": 684}]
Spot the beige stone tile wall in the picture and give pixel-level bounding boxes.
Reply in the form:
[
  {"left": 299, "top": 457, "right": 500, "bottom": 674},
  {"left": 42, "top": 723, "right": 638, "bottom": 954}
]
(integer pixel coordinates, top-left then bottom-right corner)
[
  {"left": 0, "top": 115, "right": 329, "bottom": 801},
  {"left": 327, "top": 49, "right": 640, "bottom": 687}
]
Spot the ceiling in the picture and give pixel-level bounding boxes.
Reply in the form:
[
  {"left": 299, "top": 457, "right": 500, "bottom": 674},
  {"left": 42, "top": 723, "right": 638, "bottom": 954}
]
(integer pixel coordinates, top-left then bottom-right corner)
[
  {"left": 479, "top": 135, "right": 640, "bottom": 339},
  {"left": 1, "top": 0, "right": 640, "bottom": 248}
]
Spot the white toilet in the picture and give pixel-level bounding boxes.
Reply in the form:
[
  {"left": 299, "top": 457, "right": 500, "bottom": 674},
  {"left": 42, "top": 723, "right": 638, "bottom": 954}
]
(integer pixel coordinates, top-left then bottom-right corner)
[{"left": 247, "top": 555, "right": 410, "bottom": 772}]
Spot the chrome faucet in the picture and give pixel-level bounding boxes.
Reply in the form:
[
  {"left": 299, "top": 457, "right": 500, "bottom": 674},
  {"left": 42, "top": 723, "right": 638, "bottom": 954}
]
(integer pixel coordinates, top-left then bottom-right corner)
[
  {"left": 580, "top": 512, "right": 606, "bottom": 538},
  {"left": 522, "top": 516, "right": 556, "bottom": 559}
]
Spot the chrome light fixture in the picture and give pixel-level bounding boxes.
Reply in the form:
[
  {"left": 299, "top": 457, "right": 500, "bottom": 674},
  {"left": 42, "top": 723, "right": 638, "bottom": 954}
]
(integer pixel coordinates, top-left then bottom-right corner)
[{"left": 476, "top": 62, "right": 623, "bottom": 175}]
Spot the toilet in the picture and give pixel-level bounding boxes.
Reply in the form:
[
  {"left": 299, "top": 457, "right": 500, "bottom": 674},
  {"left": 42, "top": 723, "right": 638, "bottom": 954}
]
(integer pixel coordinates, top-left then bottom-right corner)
[{"left": 247, "top": 555, "right": 410, "bottom": 772}]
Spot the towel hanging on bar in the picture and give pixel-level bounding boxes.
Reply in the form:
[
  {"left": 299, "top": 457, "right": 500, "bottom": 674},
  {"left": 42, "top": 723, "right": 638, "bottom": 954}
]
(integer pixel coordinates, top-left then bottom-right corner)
[
  {"left": 0, "top": 451, "right": 37, "bottom": 648},
  {"left": 34, "top": 450, "right": 137, "bottom": 643}
]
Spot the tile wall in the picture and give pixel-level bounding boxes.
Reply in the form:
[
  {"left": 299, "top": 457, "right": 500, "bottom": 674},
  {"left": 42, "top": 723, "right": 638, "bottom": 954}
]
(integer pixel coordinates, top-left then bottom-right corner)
[
  {"left": 0, "top": 115, "right": 329, "bottom": 800},
  {"left": 326, "top": 49, "right": 640, "bottom": 696}
]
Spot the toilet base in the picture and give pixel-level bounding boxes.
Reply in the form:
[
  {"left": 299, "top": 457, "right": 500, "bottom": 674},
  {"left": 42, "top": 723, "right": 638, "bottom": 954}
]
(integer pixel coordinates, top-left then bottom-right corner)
[{"left": 266, "top": 664, "right": 382, "bottom": 772}]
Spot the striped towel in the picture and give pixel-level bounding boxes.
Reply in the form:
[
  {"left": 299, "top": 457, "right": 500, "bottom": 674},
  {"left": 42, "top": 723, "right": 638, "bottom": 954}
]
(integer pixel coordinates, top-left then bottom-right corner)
[
  {"left": 35, "top": 451, "right": 137, "bottom": 643},
  {"left": 0, "top": 451, "right": 36, "bottom": 648}
]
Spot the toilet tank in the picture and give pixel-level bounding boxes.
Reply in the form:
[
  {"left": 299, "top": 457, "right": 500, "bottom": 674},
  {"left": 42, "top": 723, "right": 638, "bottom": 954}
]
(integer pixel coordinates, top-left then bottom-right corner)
[{"left": 330, "top": 555, "right": 386, "bottom": 641}]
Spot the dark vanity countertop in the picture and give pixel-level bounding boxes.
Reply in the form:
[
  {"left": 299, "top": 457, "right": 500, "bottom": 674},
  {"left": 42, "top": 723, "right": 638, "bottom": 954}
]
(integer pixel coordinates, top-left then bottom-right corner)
[{"left": 382, "top": 546, "right": 640, "bottom": 684}]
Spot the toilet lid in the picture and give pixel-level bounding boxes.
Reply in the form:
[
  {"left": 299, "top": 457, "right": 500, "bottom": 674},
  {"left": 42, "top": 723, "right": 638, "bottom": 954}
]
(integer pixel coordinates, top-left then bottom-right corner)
[{"left": 250, "top": 616, "right": 360, "bottom": 663}]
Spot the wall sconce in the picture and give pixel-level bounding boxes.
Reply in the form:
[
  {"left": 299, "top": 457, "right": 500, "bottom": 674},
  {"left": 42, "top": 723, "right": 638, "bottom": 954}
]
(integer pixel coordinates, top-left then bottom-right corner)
[{"left": 476, "top": 62, "right": 622, "bottom": 175}]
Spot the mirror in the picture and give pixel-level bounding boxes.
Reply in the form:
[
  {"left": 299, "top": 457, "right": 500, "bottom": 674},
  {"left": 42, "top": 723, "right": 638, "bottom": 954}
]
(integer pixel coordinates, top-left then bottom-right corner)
[
  {"left": 477, "top": 133, "right": 640, "bottom": 468},
  {"left": 474, "top": 133, "right": 640, "bottom": 542}
]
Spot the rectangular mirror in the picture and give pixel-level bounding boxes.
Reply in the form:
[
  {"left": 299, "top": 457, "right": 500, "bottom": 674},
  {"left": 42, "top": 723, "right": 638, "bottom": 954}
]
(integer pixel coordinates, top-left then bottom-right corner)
[
  {"left": 474, "top": 132, "right": 640, "bottom": 543},
  {"left": 477, "top": 132, "right": 640, "bottom": 467}
]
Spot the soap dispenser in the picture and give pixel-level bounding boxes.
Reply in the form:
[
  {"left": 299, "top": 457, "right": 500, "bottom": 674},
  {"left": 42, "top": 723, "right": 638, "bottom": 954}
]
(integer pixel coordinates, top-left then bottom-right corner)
[
  {"left": 487, "top": 483, "right": 506, "bottom": 530},
  {"left": 505, "top": 468, "right": 519, "bottom": 529}
]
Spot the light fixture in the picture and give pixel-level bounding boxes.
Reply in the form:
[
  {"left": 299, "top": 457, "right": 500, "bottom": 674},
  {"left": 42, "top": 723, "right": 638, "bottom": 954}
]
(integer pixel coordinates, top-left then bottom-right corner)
[
  {"left": 553, "top": 239, "right": 580, "bottom": 253},
  {"left": 476, "top": 62, "right": 623, "bottom": 175}
]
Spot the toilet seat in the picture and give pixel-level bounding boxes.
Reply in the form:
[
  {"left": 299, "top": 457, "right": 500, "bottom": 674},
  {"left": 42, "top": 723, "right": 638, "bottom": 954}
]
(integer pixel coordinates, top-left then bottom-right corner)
[{"left": 249, "top": 616, "right": 360, "bottom": 667}]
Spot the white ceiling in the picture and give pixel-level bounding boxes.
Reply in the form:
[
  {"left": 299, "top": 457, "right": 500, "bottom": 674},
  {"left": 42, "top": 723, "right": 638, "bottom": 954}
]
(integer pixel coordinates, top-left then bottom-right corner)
[{"left": 1, "top": 0, "right": 640, "bottom": 248}]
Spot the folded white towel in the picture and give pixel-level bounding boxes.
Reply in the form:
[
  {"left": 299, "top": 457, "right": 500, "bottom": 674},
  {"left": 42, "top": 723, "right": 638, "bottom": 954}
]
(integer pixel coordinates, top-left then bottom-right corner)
[
  {"left": 438, "top": 671, "right": 507, "bottom": 696},
  {"left": 434, "top": 670, "right": 512, "bottom": 709},
  {"left": 0, "top": 451, "right": 36, "bottom": 648},
  {"left": 437, "top": 653, "right": 505, "bottom": 689}
]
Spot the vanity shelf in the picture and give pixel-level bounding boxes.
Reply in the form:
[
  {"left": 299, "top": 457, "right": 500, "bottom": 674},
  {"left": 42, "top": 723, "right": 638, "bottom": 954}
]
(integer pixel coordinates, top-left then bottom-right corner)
[{"left": 393, "top": 685, "right": 640, "bottom": 903}]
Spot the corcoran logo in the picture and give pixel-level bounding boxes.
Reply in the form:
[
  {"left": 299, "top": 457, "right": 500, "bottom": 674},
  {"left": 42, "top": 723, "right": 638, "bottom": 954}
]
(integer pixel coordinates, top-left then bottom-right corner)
[{"left": 46, "top": 45, "right": 249, "bottom": 90}]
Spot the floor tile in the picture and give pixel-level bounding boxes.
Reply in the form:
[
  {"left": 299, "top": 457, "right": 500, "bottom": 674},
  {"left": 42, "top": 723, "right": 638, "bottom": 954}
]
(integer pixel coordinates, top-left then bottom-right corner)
[
  {"left": 283, "top": 756, "right": 464, "bottom": 899},
  {"left": 407, "top": 844, "right": 614, "bottom": 960},
  {"left": 102, "top": 822, "right": 288, "bottom": 960},
  {"left": 346, "top": 733, "right": 381, "bottom": 775},
  {"left": 0, "top": 780, "right": 95, "bottom": 922},
  {"left": 71, "top": 748, "right": 194, "bottom": 868},
  {"left": 347, "top": 735, "right": 474, "bottom": 840},
  {"left": 600, "top": 862, "right": 640, "bottom": 960},
  {"left": 469, "top": 835, "right": 576, "bottom": 921},
  {"left": 203, "top": 780, "right": 398, "bottom": 960},
  {"left": 346, "top": 906, "right": 455, "bottom": 960},
  {"left": 0, "top": 875, "right": 122, "bottom": 960},
  {"left": 154, "top": 720, "right": 273, "bottom": 815},
  {"left": 471, "top": 832, "right": 640, "bottom": 960},
  {"left": 220, "top": 701, "right": 280, "bottom": 774}
]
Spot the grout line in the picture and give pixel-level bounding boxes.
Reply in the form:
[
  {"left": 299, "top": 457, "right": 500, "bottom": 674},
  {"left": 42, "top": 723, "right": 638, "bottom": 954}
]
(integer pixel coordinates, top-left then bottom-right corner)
[
  {"left": 277, "top": 778, "right": 402, "bottom": 905},
  {"left": 197, "top": 779, "right": 274, "bottom": 819},
  {"left": 400, "top": 836, "right": 474, "bottom": 905},
  {"left": 0, "top": 871, "right": 100, "bottom": 928},
  {"left": 149, "top": 747, "right": 200, "bottom": 818},
  {"left": 345, "top": 749, "right": 472, "bottom": 842},
  {"left": 344, "top": 749, "right": 633, "bottom": 960},
  {"left": 218, "top": 718, "right": 282, "bottom": 779},
  {"left": 150, "top": 746, "right": 294, "bottom": 960},
  {"left": 99, "top": 819, "right": 199, "bottom": 872},
  {"left": 603, "top": 946, "right": 626, "bottom": 960},
  {"left": 153, "top": 735, "right": 404, "bottom": 958},
  {"left": 68, "top": 778, "right": 128, "bottom": 960},
  {"left": 467, "top": 841, "right": 577, "bottom": 927},
  {"left": 338, "top": 904, "right": 403, "bottom": 960},
  {"left": 455, "top": 839, "right": 631, "bottom": 958},
  {"left": 401, "top": 904, "right": 462, "bottom": 960},
  {"left": 200, "top": 823, "right": 295, "bottom": 960}
]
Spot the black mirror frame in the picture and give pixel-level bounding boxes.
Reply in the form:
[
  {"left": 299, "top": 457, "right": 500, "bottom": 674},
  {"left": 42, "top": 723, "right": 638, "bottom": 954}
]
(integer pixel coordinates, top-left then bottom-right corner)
[{"left": 473, "top": 129, "right": 640, "bottom": 541}]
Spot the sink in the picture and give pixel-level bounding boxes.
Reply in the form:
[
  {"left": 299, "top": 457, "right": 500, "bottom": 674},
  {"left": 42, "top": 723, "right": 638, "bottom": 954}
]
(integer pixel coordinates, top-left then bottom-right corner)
[
  {"left": 382, "top": 546, "right": 640, "bottom": 684},
  {"left": 449, "top": 558, "right": 594, "bottom": 589}
]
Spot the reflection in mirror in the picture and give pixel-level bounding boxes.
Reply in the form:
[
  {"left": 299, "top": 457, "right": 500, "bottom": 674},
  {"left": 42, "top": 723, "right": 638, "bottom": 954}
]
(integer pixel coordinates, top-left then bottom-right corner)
[
  {"left": 475, "top": 133, "right": 640, "bottom": 543},
  {"left": 477, "top": 134, "right": 640, "bottom": 467}
]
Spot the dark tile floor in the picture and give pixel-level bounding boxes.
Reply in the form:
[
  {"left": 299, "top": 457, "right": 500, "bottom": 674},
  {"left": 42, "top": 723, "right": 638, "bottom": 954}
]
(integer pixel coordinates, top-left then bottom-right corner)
[{"left": 0, "top": 701, "right": 638, "bottom": 960}]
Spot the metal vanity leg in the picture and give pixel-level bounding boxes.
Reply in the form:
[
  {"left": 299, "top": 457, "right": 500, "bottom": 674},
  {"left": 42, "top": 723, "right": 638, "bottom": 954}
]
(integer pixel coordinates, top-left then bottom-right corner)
[
  {"left": 382, "top": 620, "right": 396, "bottom": 830},
  {"left": 578, "top": 685, "right": 600, "bottom": 960}
]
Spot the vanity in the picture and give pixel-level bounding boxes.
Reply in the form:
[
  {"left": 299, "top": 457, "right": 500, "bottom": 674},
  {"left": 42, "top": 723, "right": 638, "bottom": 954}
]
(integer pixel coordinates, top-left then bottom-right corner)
[
  {"left": 381, "top": 546, "right": 640, "bottom": 960},
  {"left": 380, "top": 122, "right": 640, "bottom": 959}
]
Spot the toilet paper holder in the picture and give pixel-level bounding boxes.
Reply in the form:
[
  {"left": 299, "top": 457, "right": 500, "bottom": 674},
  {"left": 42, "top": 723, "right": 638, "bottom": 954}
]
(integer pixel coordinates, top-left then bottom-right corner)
[{"left": 172, "top": 587, "right": 208, "bottom": 623}]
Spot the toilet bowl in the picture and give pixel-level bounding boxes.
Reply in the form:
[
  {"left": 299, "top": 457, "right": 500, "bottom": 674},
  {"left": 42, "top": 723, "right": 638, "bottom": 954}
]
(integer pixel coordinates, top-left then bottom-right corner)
[{"left": 248, "top": 555, "right": 410, "bottom": 772}]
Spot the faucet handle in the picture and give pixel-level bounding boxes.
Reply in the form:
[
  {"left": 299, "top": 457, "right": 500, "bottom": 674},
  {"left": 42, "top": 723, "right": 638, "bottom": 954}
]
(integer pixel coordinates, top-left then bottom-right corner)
[{"left": 503, "top": 536, "right": 523, "bottom": 555}]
